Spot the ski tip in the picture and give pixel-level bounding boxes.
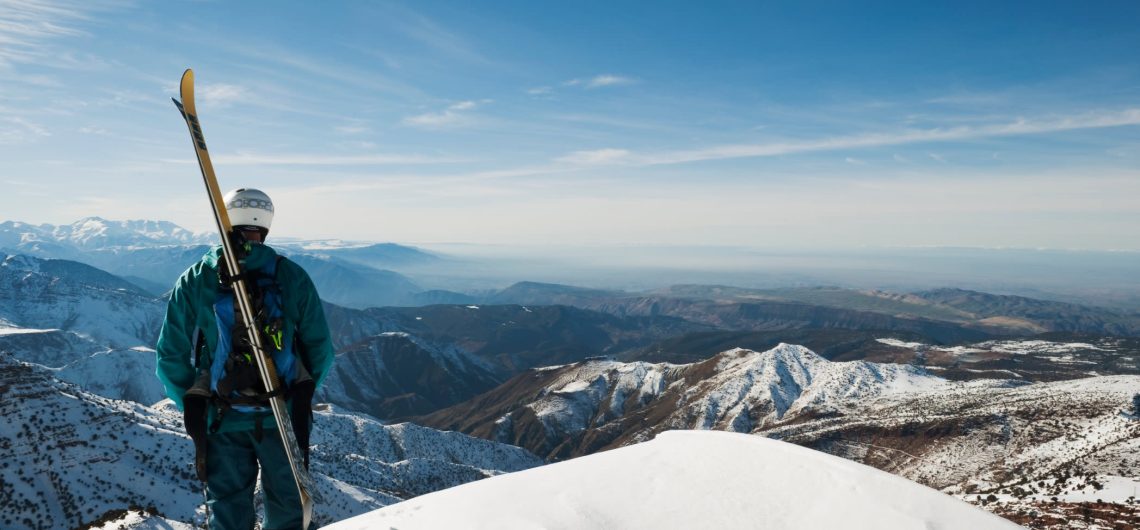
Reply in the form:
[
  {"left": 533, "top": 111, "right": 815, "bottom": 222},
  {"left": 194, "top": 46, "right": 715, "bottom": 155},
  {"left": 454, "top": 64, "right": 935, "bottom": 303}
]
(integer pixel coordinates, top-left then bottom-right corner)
[{"left": 181, "top": 68, "right": 193, "bottom": 81}]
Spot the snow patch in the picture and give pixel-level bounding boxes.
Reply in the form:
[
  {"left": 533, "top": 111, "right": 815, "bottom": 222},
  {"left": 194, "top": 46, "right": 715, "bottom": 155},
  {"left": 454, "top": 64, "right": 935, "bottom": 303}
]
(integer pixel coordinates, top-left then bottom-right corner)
[{"left": 877, "top": 338, "right": 927, "bottom": 349}]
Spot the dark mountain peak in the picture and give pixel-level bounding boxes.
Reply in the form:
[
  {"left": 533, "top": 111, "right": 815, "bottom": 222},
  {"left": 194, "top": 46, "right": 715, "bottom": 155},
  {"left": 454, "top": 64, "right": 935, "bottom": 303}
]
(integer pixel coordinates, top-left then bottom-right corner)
[
  {"left": 318, "top": 331, "right": 501, "bottom": 421},
  {"left": 2, "top": 253, "right": 41, "bottom": 272},
  {"left": 0, "top": 253, "right": 151, "bottom": 296}
]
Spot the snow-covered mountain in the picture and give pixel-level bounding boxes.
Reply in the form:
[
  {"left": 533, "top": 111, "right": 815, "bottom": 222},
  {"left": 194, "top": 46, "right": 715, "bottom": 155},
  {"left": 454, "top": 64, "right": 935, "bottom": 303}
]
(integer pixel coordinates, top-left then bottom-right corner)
[
  {"left": 1, "top": 218, "right": 436, "bottom": 309},
  {"left": 421, "top": 343, "right": 957, "bottom": 459},
  {"left": 0, "top": 254, "right": 163, "bottom": 349},
  {"left": 0, "top": 354, "right": 542, "bottom": 530},
  {"left": 421, "top": 344, "right": 1140, "bottom": 527},
  {"left": 54, "top": 346, "right": 169, "bottom": 405},
  {"left": 0, "top": 326, "right": 106, "bottom": 367},
  {"left": 0, "top": 218, "right": 214, "bottom": 255},
  {"left": 327, "top": 430, "right": 1022, "bottom": 530}
]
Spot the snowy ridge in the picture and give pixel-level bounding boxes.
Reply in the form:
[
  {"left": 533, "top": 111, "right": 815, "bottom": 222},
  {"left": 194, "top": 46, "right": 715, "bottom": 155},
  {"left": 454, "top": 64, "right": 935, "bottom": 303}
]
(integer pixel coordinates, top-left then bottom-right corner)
[
  {"left": 507, "top": 343, "right": 946, "bottom": 447},
  {"left": 0, "top": 254, "right": 163, "bottom": 349},
  {"left": 761, "top": 373, "right": 1140, "bottom": 518},
  {"left": 0, "top": 218, "right": 213, "bottom": 252},
  {"left": 55, "top": 347, "right": 168, "bottom": 405},
  {"left": 0, "top": 327, "right": 103, "bottom": 368},
  {"left": 529, "top": 359, "right": 678, "bottom": 434},
  {"left": 688, "top": 344, "right": 944, "bottom": 431},
  {"left": 327, "top": 430, "right": 1021, "bottom": 530},
  {"left": 0, "top": 355, "right": 541, "bottom": 529},
  {"left": 878, "top": 337, "right": 1115, "bottom": 356}
]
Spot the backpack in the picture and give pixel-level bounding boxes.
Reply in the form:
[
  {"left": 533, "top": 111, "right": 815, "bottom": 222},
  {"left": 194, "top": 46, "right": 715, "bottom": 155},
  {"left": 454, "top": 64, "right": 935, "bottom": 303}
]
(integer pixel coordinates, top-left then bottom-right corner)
[
  {"left": 183, "top": 253, "right": 317, "bottom": 478},
  {"left": 209, "top": 255, "right": 298, "bottom": 413}
]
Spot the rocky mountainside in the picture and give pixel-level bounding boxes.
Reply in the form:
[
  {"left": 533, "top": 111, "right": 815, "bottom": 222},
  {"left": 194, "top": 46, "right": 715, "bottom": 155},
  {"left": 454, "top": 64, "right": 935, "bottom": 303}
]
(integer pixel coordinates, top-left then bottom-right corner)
[
  {"left": 491, "top": 282, "right": 996, "bottom": 343},
  {"left": 630, "top": 329, "right": 1140, "bottom": 382},
  {"left": 0, "top": 354, "right": 541, "bottom": 530},
  {"left": 346, "top": 303, "right": 714, "bottom": 379},
  {"left": 309, "top": 303, "right": 713, "bottom": 420},
  {"left": 914, "top": 287, "right": 1140, "bottom": 336},
  {"left": 624, "top": 328, "right": 937, "bottom": 364},
  {"left": 420, "top": 344, "right": 957, "bottom": 460},
  {"left": 419, "top": 344, "right": 1140, "bottom": 527},
  {"left": 874, "top": 335, "right": 1140, "bottom": 382},
  {"left": 0, "top": 327, "right": 106, "bottom": 367},
  {"left": 318, "top": 332, "right": 502, "bottom": 421}
]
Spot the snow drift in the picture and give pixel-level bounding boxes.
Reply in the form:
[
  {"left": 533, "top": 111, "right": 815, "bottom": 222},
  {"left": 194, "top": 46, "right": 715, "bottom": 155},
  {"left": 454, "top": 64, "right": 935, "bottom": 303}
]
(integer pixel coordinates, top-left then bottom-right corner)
[{"left": 327, "top": 430, "right": 1021, "bottom": 530}]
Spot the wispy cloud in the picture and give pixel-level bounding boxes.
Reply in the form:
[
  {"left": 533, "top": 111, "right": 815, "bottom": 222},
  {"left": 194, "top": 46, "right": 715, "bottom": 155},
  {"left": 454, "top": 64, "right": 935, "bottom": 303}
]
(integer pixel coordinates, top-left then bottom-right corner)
[
  {"left": 388, "top": 5, "right": 492, "bottom": 66},
  {"left": 78, "top": 125, "right": 108, "bottom": 135},
  {"left": 925, "top": 92, "right": 1010, "bottom": 106},
  {"left": 0, "top": 0, "right": 87, "bottom": 66},
  {"left": 334, "top": 121, "right": 371, "bottom": 135},
  {"left": 586, "top": 74, "right": 635, "bottom": 88},
  {"left": 197, "top": 84, "right": 249, "bottom": 108},
  {"left": 556, "top": 148, "right": 632, "bottom": 165},
  {"left": 0, "top": 116, "right": 50, "bottom": 143},
  {"left": 209, "top": 152, "right": 462, "bottom": 166},
  {"left": 527, "top": 86, "right": 553, "bottom": 96},
  {"left": 403, "top": 100, "right": 488, "bottom": 128},
  {"left": 555, "top": 108, "right": 1140, "bottom": 166},
  {"left": 564, "top": 74, "right": 637, "bottom": 89}
]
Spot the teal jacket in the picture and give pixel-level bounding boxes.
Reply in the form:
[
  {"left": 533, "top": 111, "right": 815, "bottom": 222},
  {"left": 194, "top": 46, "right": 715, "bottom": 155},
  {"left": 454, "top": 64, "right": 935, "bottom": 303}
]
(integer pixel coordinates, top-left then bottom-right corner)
[{"left": 155, "top": 244, "right": 335, "bottom": 432}]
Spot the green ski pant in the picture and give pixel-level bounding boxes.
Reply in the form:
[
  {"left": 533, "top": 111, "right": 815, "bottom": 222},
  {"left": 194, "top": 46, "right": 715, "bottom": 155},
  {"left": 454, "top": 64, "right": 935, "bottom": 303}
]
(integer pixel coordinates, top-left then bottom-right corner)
[{"left": 206, "top": 428, "right": 307, "bottom": 530}]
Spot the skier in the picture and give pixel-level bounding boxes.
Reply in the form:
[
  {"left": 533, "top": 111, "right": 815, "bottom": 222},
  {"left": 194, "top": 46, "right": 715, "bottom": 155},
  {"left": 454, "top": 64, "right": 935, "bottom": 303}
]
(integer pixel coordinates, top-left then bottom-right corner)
[{"left": 156, "top": 188, "right": 334, "bottom": 530}]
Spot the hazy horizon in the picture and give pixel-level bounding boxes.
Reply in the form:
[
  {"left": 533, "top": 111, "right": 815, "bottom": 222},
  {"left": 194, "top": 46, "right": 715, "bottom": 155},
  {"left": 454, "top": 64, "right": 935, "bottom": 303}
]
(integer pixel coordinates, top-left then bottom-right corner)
[{"left": 5, "top": 213, "right": 1138, "bottom": 310}]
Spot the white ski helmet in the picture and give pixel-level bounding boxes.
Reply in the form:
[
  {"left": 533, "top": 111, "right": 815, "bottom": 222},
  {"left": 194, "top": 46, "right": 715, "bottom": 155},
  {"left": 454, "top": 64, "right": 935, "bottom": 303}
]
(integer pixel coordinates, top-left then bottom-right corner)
[{"left": 223, "top": 188, "right": 274, "bottom": 233}]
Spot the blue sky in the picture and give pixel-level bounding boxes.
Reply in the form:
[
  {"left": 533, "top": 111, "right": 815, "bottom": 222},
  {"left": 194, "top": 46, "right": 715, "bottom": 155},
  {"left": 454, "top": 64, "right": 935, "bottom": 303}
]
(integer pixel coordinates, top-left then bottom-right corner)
[{"left": 1, "top": 0, "right": 1138, "bottom": 249}]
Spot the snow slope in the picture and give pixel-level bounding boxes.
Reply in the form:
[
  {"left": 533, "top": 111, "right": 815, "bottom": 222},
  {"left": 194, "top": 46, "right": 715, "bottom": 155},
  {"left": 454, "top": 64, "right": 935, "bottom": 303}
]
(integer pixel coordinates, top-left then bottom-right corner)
[
  {"left": 0, "top": 355, "right": 541, "bottom": 529},
  {"left": 425, "top": 343, "right": 955, "bottom": 459},
  {"left": 0, "top": 254, "right": 163, "bottom": 348},
  {"left": 328, "top": 430, "right": 1021, "bottom": 530}
]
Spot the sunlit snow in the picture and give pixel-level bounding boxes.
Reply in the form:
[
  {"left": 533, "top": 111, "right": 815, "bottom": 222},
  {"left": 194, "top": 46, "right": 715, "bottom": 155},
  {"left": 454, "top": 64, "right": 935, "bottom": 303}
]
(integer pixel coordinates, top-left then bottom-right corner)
[{"left": 326, "top": 430, "right": 1021, "bottom": 530}]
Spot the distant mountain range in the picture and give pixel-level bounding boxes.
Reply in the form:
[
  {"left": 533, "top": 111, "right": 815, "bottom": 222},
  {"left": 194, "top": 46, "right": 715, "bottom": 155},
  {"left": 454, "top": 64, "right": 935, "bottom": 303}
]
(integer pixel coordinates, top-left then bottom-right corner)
[
  {"left": 490, "top": 281, "right": 1140, "bottom": 338},
  {"left": 0, "top": 218, "right": 215, "bottom": 252},
  {"left": 5, "top": 218, "right": 1140, "bottom": 342},
  {"left": 0, "top": 218, "right": 443, "bottom": 307}
]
